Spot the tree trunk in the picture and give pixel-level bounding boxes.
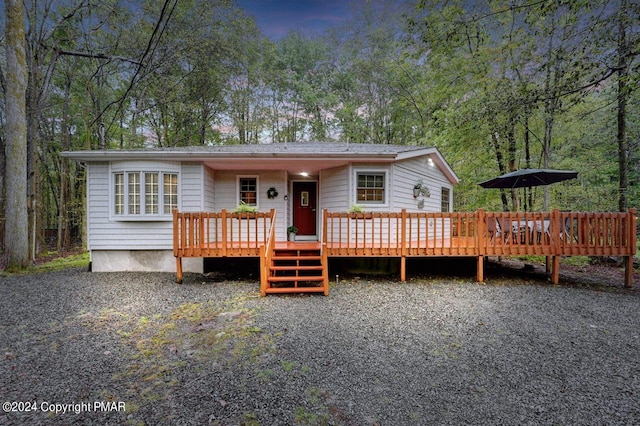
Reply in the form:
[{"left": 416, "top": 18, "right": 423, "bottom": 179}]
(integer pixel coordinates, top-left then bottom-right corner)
[
  {"left": 542, "top": 19, "right": 557, "bottom": 211},
  {"left": 0, "top": 60, "right": 4, "bottom": 252},
  {"left": 507, "top": 117, "right": 518, "bottom": 211},
  {"left": 617, "top": 0, "right": 629, "bottom": 212},
  {"left": 0, "top": 128, "right": 5, "bottom": 253},
  {"left": 490, "top": 132, "right": 510, "bottom": 211},
  {"left": 4, "top": 0, "right": 29, "bottom": 269},
  {"left": 524, "top": 112, "right": 533, "bottom": 211},
  {"left": 58, "top": 73, "right": 72, "bottom": 252}
]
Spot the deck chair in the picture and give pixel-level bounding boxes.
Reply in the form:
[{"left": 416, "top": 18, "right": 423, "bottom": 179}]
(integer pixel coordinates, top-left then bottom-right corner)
[
  {"left": 487, "top": 217, "right": 497, "bottom": 242},
  {"left": 487, "top": 217, "right": 511, "bottom": 243},
  {"left": 562, "top": 217, "right": 579, "bottom": 243}
]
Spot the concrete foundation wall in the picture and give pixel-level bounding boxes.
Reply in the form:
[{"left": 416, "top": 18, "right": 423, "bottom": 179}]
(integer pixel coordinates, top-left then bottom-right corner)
[{"left": 91, "top": 250, "right": 202, "bottom": 273}]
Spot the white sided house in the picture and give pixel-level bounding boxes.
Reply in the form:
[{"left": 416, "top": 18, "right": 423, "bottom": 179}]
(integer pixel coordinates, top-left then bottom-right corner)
[{"left": 62, "top": 142, "right": 459, "bottom": 273}]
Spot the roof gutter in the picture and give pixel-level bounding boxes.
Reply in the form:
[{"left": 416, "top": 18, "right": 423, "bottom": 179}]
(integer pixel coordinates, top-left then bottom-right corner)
[{"left": 60, "top": 150, "right": 400, "bottom": 162}]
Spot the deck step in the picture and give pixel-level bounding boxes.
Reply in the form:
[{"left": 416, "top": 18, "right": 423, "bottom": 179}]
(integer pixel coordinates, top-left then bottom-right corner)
[
  {"left": 272, "top": 255, "right": 322, "bottom": 261},
  {"left": 265, "top": 287, "right": 327, "bottom": 294},
  {"left": 263, "top": 244, "right": 329, "bottom": 295},
  {"left": 268, "top": 275, "right": 325, "bottom": 283},
  {"left": 271, "top": 265, "right": 324, "bottom": 271}
]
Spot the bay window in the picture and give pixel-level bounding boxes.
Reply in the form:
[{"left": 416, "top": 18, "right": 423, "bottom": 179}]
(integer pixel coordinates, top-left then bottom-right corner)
[{"left": 113, "top": 171, "right": 178, "bottom": 218}]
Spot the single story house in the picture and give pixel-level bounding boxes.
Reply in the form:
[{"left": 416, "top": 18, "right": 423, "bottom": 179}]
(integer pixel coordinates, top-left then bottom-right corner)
[{"left": 62, "top": 142, "right": 459, "bottom": 274}]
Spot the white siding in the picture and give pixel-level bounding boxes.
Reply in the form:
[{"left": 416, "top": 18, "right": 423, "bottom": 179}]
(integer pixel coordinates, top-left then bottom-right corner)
[
  {"left": 213, "top": 170, "right": 287, "bottom": 240},
  {"left": 86, "top": 162, "right": 109, "bottom": 251},
  {"left": 84, "top": 154, "right": 454, "bottom": 255},
  {"left": 320, "top": 157, "right": 453, "bottom": 215},
  {"left": 88, "top": 160, "right": 185, "bottom": 250},
  {"left": 181, "top": 162, "right": 204, "bottom": 211},
  {"left": 203, "top": 166, "right": 215, "bottom": 210},
  {"left": 111, "top": 160, "right": 180, "bottom": 172},
  {"left": 319, "top": 166, "right": 349, "bottom": 211},
  {"left": 392, "top": 156, "right": 453, "bottom": 213}
]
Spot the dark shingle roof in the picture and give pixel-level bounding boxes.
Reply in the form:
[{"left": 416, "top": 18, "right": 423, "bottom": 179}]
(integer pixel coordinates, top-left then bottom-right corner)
[
  {"left": 146, "top": 141, "right": 427, "bottom": 155},
  {"left": 61, "top": 141, "right": 434, "bottom": 160},
  {"left": 61, "top": 141, "right": 459, "bottom": 183}
]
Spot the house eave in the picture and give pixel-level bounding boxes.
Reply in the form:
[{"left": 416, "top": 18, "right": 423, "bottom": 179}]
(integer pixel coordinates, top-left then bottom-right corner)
[
  {"left": 395, "top": 147, "right": 460, "bottom": 185},
  {"left": 60, "top": 150, "right": 399, "bottom": 162},
  {"left": 61, "top": 143, "right": 460, "bottom": 185}
]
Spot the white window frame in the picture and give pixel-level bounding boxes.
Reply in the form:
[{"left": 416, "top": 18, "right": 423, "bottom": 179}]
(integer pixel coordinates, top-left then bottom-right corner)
[
  {"left": 111, "top": 170, "right": 180, "bottom": 221},
  {"left": 353, "top": 168, "right": 388, "bottom": 206},
  {"left": 441, "top": 187, "right": 451, "bottom": 212},
  {"left": 237, "top": 175, "right": 259, "bottom": 208}
]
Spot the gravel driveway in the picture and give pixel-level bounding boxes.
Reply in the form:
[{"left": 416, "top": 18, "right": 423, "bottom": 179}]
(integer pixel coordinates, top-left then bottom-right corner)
[{"left": 1, "top": 267, "right": 639, "bottom": 425}]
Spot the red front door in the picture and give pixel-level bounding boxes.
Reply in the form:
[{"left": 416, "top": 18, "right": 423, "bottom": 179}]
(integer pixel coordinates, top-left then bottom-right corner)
[{"left": 293, "top": 182, "right": 317, "bottom": 236}]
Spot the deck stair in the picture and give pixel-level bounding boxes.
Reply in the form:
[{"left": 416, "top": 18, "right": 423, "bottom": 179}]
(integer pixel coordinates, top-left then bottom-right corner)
[{"left": 263, "top": 242, "right": 329, "bottom": 295}]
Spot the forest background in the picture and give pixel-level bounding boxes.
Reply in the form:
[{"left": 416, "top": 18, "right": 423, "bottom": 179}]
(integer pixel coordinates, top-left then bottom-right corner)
[{"left": 1, "top": 0, "right": 638, "bottom": 265}]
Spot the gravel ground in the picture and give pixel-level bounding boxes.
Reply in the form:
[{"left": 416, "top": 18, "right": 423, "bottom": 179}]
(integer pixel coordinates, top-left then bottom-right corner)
[{"left": 1, "top": 265, "right": 639, "bottom": 425}]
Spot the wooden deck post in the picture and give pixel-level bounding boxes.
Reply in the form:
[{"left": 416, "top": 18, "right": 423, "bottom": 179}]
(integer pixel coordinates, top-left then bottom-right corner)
[
  {"left": 322, "top": 244, "right": 329, "bottom": 295},
  {"left": 625, "top": 208, "right": 637, "bottom": 288},
  {"left": 477, "top": 255, "right": 484, "bottom": 282},
  {"left": 173, "top": 209, "right": 182, "bottom": 284},
  {"left": 221, "top": 209, "right": 228, "bottom": 257},
  {"left": 625, "top": 256, "right": 634, "bottom": 288},
  {"left": 476, "top": 209, "right": 485, "bottom": 282},
  {"left": 549, "top": 209, "right": 561, "bottom": 275},
  {"left": 173, "top": 209, "right": 179, "bottom": 257},
  {"left": 259, "top": 245, "right": 267, "bottom": 296},
  {"left": 551, "top": 255, "right": 560, "bottom": 285},
  {"left": 176, "top": 257, "right": 183, "bottom": 284},
  {"left": 401, "top": 209, "right": 407, "bottom": 282},
  {"left": 401, "top": 209, "right": 407, "bottom": 255},
  {"left": 322, "top": 209, "right": 328, "bottom": 248}
]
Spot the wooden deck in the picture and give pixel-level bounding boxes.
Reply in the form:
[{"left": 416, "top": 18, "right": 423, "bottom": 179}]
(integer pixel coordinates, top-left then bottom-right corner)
[{"left": 174, "top": 209, "right": 637, "bottom": 294}]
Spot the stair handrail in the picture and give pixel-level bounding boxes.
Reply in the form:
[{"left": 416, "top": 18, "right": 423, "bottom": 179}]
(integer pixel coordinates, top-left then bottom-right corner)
[{"left": 260, "top": 209, "right": 277, "bottom": 296}]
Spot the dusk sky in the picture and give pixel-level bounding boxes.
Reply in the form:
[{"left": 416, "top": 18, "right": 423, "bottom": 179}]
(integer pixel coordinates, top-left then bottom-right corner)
[{"left": 237, "top": 0, "right": 357, "bottom": 39}]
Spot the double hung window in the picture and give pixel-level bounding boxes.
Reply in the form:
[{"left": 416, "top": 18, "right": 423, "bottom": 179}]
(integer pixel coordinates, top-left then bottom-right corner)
[
  {"left": 356, "top": 172, "right": 386, "bottom": 204},
  {"left": 239, "top": 177, "right": 258, "bottom": 206},
  {"left": 441, "top": 187, "right": 451, "bottom": 212}
]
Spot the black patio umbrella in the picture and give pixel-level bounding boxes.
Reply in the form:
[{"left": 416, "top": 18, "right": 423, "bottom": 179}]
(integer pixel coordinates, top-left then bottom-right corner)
[{"left": 478, "top": 168, "right": 578, "bottom": 189}]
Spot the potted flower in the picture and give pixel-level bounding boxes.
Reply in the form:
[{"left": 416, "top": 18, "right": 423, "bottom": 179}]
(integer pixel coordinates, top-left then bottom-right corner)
[
  {"left": 348, "top": 204, "right": 363, "bottom": 213},
  {"left": 233, "top": 201, "right": 257, "bottom": 213},
  {"left": 287, "top": 225, "right": 298, "bottom": 241}
]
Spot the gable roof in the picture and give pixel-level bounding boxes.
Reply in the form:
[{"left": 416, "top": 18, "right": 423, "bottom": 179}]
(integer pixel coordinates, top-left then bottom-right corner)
[{"left": 62, "top": 141, "right": 459, "bottom": 184}]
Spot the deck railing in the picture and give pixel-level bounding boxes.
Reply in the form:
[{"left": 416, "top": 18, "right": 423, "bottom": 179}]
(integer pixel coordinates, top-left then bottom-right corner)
[
  {"left": 322, "top": 210, "right": 480, "bottom": 257},
  {"left": 260, "top": 211, "right": 278, "bottom": 296},
  {"left": 323, "top": 209, "right": 636, "bottom": 258},
  {"left": 173, "top": 209, "right": 276, "bottom": 258},
  {"left": 478, "top": 209, "right": 637, "bottom": 257},
  {"left": 173, "top": 208, "right": 636, "bottom": 287}
]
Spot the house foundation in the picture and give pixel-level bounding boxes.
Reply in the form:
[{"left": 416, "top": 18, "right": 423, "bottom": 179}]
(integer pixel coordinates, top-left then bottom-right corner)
[{"left": 91, "top": 250, "right": 202, "bottom": 273}]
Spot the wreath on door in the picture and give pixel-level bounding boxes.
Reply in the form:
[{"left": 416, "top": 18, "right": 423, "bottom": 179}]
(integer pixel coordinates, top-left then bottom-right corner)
[{"left": 266, "top": 187, "right": 279, "bottom": 199}]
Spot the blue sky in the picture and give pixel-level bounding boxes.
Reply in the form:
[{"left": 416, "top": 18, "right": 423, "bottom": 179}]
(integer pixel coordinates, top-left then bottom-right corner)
[{"left": 237, "top": 0, "right": 355, "bottom": 39}]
